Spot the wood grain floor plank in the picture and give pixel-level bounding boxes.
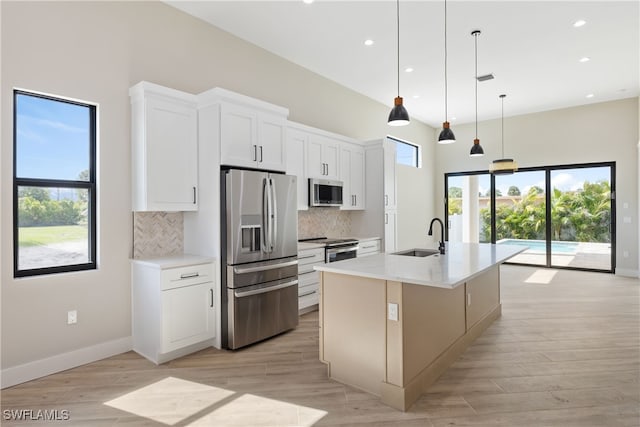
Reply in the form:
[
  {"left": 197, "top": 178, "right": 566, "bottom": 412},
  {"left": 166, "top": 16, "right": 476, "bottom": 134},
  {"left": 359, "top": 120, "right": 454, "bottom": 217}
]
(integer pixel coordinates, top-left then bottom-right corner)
[{"left": 1, "top": 265, "right": 637, "bottom": 427}]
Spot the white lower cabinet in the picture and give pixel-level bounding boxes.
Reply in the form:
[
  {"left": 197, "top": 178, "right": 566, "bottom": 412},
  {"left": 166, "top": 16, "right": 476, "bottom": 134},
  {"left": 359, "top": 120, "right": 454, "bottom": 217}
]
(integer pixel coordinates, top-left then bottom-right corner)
[
  {"left": 132, "top": 256, "right": 215, "bottom": 364},
  {"left": 357, "top": 239, "right": 381, "bottom": 257},
  {"left": 297, "top": 247, "right": 325, "bottom": 312}
]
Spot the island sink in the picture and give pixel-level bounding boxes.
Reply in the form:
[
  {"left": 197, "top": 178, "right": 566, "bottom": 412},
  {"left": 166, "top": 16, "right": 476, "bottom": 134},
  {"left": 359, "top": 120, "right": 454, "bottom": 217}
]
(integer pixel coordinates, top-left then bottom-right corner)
[{"left": 391, "top": 248, "right": 440, "bottom": 257}]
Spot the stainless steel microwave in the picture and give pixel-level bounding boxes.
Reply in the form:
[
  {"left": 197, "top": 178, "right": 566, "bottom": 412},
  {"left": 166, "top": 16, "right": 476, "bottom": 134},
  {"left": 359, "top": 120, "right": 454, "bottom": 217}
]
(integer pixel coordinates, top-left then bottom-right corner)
[{"left": 309, "top": 178, "right": 343, "bottom": 207}]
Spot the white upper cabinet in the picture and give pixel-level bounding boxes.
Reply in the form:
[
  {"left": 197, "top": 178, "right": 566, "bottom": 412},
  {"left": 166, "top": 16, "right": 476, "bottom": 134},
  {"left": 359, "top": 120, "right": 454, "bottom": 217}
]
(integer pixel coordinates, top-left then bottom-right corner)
[
  {"left": 340, "top": 142, "right": 365, "bottom": 210},
  {"left": 130, "top": 81, "right": 198, "bottom": 212},
  {"left": 307, "top": 135, "right": 340, "bottom": 180},
  {"left": 383, "top": 138, "right": 398, "bottom": 210},
  {"left": 285, "top": 128, "right": 309, "bottom": 210},
  {"left": 217, "top": 91, "right": 287, "bottom": 172}
]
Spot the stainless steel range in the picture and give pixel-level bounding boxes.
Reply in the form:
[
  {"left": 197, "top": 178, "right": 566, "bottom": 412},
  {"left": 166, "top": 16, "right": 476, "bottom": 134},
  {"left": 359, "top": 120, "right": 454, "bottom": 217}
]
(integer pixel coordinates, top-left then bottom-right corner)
[{"left": 299, "top": 237, "right": 359, "bottom": 263}]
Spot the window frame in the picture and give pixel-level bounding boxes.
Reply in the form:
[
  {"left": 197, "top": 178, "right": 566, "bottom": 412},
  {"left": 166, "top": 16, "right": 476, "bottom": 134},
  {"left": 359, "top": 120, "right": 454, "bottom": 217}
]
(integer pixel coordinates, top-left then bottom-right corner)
[
  {"left": 13, "top": 89, "right": 97, "bottom": 277},
  {"left": 389, "top": 135, "right": 421, "bottom": 168}
]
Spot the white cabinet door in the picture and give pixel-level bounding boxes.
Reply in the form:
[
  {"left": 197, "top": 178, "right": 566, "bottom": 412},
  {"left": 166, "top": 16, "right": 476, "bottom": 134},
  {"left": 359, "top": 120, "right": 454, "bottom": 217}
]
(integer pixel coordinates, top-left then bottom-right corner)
[
  {"left": 131, "top": 83, "right": 198, "bottom": 212},
  {"left": 258, "top": 114, "right": 286, "bottom": 172},
  {"left": 340, "top": 143, "right": 365, "bottom": 210},
  {"left": 307, "top": 135, "right": 339, "bottom": 180},
  {"left": 161, "top": 281, "right": 215, "bottom": 353},
  {"left": 286, "top": 128, "right": 309, "bottom": 210},
  {"left": 384, "top": 210, "right": 397, "bottom": 253},
  {"left": 220, "top": 103, "right": 259, "bottom": 169},
  {"left": 383, "top": 139, "right": 397, "bottom": 210}
]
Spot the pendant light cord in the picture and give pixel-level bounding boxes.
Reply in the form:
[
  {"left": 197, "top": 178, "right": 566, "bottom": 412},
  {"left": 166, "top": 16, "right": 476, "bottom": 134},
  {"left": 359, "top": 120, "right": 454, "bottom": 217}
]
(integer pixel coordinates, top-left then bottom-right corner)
[
  {"left": 396, "top": 0, "right": 400, "bottom": 97},
  {"left": 474, "top": 31, "right": 478, "bottom": 139},
  {"left": 444, "top": 0, "right": 448, "bottom": 120},
  {"left": 501, "top": 95, "right": 505, "bottom": 157}
]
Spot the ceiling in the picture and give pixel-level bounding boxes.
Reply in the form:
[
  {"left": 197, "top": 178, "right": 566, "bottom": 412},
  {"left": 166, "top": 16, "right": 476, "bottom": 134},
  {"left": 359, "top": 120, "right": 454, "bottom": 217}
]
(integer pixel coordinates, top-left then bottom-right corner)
[{"left": 166, "top": 1, "right": 639, "bottom": 127}]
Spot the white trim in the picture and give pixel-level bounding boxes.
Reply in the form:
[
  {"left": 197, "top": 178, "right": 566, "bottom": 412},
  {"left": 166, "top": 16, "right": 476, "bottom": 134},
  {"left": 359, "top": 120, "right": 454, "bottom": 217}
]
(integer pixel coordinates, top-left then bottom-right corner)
[
  {"left": 615, "top": 268, "right": 639, "bottom": 278},
  {"left": 1, "top": 337, "right": 132, "bottom": 389}
]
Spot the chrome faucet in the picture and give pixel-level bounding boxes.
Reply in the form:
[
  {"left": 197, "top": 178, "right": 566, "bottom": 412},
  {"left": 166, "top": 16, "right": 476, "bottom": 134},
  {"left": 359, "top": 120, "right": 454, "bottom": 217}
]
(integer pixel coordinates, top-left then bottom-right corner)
[{"left": 428, "top": 218, "right": 446, "bottom": 255}]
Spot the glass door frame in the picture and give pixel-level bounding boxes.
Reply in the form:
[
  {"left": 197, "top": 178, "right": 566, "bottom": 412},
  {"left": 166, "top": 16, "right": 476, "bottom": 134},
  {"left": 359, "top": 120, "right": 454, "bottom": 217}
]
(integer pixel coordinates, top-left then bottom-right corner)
[{"left": 445, "top": 161, "right": 616, "bottom": 273}]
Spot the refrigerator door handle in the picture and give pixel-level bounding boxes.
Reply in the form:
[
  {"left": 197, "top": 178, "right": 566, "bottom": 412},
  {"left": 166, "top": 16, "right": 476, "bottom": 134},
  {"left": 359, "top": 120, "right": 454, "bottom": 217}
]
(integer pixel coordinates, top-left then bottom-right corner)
[
  {"left": 234, "top": 279, "right": 298, "bottom": 298},
  {"left": 270, "top": 178, "right": 278, "bottom": 252},
  {"left": 232, "top": 259, "right": 298, "bottom": 274},
  {"left": 266, "top": 178, "right": 274, "bottom": 253},
  {"left": 262, "top": 178, "right": 269, "bottom": 253}
]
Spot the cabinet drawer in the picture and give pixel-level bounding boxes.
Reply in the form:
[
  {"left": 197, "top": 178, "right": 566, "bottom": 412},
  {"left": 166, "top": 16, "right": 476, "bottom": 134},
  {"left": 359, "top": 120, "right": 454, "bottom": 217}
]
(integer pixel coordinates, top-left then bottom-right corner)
[
  {"left": 357, "top": 240, "right": 380, "bottom": 257},
  {"left": 161, "top": 263, "right": 213, "bottom": 291},
  {"left": 298, "top": 283, "right": 320, "bottom": 298},
  {"left": 298, "top": 249, "right": 324, "bottom": 266},
  {"left": 299, "top": 269, "right": 319, "bottom": 287},
  {"left": 299, "top": 289, "right": 319, "bottom": 309}
]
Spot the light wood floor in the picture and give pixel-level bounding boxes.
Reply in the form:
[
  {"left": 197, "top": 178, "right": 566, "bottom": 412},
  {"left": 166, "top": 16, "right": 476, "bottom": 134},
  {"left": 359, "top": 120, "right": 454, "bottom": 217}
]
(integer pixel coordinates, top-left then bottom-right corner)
[{"left": 1, "top": 266, "right": 638, "bottom": 426}]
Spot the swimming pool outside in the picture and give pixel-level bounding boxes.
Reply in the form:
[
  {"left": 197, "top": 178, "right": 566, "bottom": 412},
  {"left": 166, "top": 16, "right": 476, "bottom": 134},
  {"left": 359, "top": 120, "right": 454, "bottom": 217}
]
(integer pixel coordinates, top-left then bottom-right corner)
[{"left": 497, "top": 239, "right": 578, "bottom": 254}]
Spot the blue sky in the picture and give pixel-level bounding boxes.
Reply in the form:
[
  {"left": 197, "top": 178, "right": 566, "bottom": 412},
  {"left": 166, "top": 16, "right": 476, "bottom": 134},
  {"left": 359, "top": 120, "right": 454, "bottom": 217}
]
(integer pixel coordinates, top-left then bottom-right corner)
[{"left": 16, "top": 93, "right": 90, "bottom": 181}]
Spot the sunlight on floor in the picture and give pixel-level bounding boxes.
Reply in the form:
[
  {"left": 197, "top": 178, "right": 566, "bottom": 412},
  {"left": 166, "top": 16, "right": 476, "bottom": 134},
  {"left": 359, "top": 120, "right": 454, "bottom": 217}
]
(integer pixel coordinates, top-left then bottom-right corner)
[
  {"left": 524, "top": 269, "right": 558, "bottom": 284},
  {"left": 104, "top": 376, "right": 327, "bottom": 426}
]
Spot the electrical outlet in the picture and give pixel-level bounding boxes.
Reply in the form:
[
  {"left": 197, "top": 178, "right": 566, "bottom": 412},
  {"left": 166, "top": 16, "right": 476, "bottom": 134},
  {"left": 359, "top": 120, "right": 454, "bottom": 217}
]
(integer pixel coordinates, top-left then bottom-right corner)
[
  {"left": 67, "top": 310, "right": 77, "bottom": 325},
  {"left": 388, "top": 303, "right": 398, "bottom": 321},
  {"left": 623, "top": 251, "right": 629, "bottom": 258}
]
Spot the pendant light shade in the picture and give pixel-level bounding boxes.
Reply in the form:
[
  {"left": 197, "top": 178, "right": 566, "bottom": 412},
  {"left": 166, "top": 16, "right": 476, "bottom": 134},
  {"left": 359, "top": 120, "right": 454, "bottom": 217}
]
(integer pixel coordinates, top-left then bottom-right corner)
[
  {"left": 489, "top": 94, "right": 518, "bottom": 174},
  {"left": 438, "top": 122, "right": 455, "bottom": 142},
  {"left": 438, "top": 0, "right": 455, "bottom": 144},
  {"left": 469, "top": 30, "right": 484, "bottom": 157},
  {"left": 388, "top": 96, "right": 410, "bottom": 126},
  {"left": 388, "top": 0, "right": 409, "bottom": 126}
]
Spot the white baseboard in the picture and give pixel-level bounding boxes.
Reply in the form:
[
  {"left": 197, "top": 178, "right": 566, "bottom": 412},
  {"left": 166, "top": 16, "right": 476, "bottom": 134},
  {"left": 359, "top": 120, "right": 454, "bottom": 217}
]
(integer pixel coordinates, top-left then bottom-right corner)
[
  {"left": 615, "top": 268, "right": 639, "bottom": 278},
  {"left": 1, "top": 337, "right": 132, "bottom": 389}
]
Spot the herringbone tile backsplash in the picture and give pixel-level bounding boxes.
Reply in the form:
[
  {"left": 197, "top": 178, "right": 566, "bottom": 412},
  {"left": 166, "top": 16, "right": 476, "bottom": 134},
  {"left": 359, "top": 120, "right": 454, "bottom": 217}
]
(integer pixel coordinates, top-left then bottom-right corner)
[
  {"left": 298, "top": 209, "right": 352, "bottom": 240},
  {"left": 133, "top": 212, "right": 184, "bottom": 259}
]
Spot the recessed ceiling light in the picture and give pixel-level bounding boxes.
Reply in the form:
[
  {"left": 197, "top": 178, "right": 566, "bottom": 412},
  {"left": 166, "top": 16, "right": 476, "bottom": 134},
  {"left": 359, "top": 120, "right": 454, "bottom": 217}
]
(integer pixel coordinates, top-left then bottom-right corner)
[
  {"left": 586, "top": 93, "right": 594, "bottom": 98},
  {"left": 303, "top": 0, "right": 314, "bottom": 4},
  {"left": 451, "top": 116, "right": 457, "bottom": 121},
  {"left": 579, "top": 57, "right": 590, "bottom": 62},
  {"left": 364, "top": 39, "right": 374, "bottom": 46},
  {"left": 405, "top": 67, "right": 414, "bottom": 73},
  {"left": 412, "top": 94, "right": 420, "bottom": 99},
  {"left": 573, "top": 19, "right": 586, "bottom": 27}
]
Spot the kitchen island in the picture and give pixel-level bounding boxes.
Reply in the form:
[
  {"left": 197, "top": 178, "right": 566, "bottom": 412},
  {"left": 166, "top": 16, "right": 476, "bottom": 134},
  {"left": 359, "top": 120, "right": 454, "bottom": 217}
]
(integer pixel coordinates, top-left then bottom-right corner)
[{"left": 315, "top": 242, "right": 524, "bottom": 411}]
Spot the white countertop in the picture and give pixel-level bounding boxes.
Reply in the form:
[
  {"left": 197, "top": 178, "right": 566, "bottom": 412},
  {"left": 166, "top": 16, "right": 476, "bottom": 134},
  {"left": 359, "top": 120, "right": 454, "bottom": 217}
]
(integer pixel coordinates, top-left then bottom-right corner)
[
  {"left": 131, "top": 253, "right": 214, "bottom": 269},
  {"left": 315, "top": 242, "right": 525, "bottom": 289}
]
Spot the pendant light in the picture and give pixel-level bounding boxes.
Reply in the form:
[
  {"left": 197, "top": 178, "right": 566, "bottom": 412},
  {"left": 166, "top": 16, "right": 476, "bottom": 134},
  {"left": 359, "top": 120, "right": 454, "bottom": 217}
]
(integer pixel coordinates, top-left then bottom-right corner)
[
  {"left": 469, "top": 30, "right": 484, "bottom": 157},
  {"left": 489, "top": 94, "right": 518, "bottom": 174},
  {"left": 388, "top": 0, "right": 410, "bottom": 126},
  {"left": 438, "top": 0, "right": 455, "bottom": 143}
]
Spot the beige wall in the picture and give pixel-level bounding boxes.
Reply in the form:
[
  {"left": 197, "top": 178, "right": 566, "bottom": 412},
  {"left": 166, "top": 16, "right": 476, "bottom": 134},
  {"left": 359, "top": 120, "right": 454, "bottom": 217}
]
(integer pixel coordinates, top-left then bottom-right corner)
[
  {"left": 0, "top": 1, "right": 434, "bottom": 372},
  {"left": 433, "top": 98, "right": 640, "bottom": 276}
]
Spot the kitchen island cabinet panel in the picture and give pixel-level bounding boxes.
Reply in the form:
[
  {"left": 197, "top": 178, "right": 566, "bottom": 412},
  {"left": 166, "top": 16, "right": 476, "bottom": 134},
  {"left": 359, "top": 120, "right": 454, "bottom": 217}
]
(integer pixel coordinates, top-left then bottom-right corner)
[
  {"left": 466, "top": 264, "right": 500, "bottom": 330},
  {"left": 320, "top": 272, "right": 386, "bottom": 395}
]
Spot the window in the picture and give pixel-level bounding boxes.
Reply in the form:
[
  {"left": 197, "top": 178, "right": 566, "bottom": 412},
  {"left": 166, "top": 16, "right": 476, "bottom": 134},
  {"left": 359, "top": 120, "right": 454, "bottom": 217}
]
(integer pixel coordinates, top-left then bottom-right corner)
[
  {"left": 444, "top": 161, "right": 615, "bottom": 273},
  {"left": 390, "top": 136, "right": 421, "bottom": 168},
  {"left": 13, "top": 90, "right": 97, "bottom": 277}
]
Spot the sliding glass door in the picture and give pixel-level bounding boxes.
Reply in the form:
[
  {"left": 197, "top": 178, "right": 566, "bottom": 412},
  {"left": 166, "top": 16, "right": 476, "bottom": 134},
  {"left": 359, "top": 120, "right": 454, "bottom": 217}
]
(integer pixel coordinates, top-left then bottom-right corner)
[
  {"left": 445, "top": 162, "right": 615, "bottom": 272},
  {"left": 549, "top": 165, "right": 613, "bottom": 270},
  {"left": 494, "top": 170, "right": 547, "bottom": 266}
]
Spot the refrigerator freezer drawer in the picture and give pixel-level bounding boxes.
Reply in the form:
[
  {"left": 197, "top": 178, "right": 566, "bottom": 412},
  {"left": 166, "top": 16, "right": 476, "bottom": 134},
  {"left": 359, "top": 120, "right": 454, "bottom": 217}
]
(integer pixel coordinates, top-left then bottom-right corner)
[{"left": 227, "top": 278, "right": 299, "bottom": 349}]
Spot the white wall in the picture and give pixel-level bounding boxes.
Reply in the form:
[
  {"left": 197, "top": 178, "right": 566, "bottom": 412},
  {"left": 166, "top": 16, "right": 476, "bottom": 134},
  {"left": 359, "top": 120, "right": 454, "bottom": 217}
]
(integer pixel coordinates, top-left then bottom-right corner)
[
  {"left": 0, "top": 1, "right": 434, "bottom": 382},
  {"left": 433, "top": 98, "right": 639, "bottom": 276}
]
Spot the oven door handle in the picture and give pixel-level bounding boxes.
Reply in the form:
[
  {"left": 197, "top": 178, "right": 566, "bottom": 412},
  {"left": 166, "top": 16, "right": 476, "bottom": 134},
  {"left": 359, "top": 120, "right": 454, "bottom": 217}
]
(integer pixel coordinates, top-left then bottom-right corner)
[
  {"left": 234, "top": 279, "right": 298, "bottom": 298},
  {"left": 327, "top": 246, "right": 359, "bottom": 255}
]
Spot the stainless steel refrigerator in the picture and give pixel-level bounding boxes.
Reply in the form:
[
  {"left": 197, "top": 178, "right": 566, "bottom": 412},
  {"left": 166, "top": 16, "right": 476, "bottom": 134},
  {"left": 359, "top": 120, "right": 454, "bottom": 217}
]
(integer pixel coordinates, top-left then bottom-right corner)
[{"left": 221, "top": 168, "right": 299, "bottom": 349}]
